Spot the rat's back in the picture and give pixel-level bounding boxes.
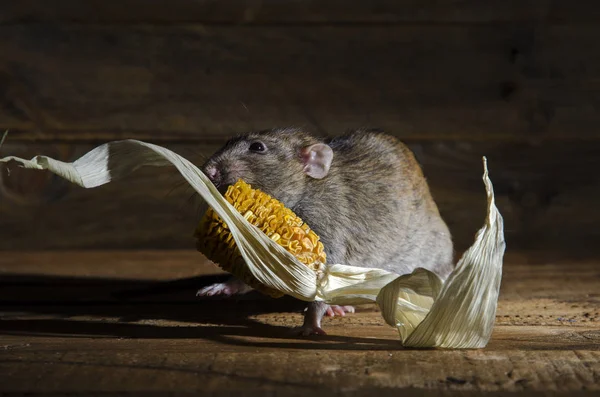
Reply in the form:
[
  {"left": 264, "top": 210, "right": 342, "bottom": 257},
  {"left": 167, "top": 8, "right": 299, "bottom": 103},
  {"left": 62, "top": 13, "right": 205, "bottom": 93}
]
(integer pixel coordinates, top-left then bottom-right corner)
[{"left": 299, "top": 129, "right": 454, "bottom": 279}]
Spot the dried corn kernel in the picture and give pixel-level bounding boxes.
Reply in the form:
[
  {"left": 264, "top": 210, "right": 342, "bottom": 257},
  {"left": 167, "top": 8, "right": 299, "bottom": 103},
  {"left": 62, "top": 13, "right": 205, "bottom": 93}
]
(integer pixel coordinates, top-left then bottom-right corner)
[{"left": 194, "top": 179, "right": 327, "bottom": 298}]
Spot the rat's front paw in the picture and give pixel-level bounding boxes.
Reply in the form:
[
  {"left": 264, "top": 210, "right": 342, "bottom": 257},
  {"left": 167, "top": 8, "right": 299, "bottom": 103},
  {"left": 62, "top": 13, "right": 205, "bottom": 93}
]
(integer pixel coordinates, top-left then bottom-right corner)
[
  {"left": 325, "top": 305, "right": 355, "bottom": 317},
  {"left": 196, "top": 283, "right": 234, "bottom": 297},
  {"left": 196, "top": 278, "right": 252, "bottom": 297}
]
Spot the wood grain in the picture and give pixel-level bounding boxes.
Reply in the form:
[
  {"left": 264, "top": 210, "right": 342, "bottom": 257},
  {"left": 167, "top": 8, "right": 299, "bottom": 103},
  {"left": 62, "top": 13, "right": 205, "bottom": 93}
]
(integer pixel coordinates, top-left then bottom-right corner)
[
  {"left": 2, "top": 24, "right": 600, "bottom": 141},
  {"left": 0, "top": 334, "right": 597, "bottom": 395},
  {"left": 1, "top": 251, "right": 599, "bottom": 308},
  {"left": 1, "top": 141, "right": 598, "bottom": 254},
  {"left": 0, "top": 250, "right": 598, "bottom": 395},
  {"left": 2, "top": 1, "right": 599, "bottom": 25},
  {"left": 0, "top": 1, "right": 557, "bottom": 25}
]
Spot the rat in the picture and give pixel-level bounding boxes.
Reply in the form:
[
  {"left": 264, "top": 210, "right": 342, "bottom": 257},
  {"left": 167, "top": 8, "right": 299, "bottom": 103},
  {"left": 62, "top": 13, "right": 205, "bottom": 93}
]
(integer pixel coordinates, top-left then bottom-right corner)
[{"left": 196, "top": 127, "right": 454, "bottom": 336}]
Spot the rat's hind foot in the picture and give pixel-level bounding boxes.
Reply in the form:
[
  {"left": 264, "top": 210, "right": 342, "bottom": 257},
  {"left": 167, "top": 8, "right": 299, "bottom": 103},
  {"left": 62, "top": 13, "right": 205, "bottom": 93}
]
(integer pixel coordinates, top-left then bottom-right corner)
[
  {"left": 292, "top": 324, "right": 327, "bottom": 336},
  {"left": 294, "top": 303, "right": 356, "bottom": 336},
  {"left": 295, "top": 301, "right": 330, "bottom": 336},
  {"left": 196, "top": 277, "right": 253, "bottom": 297},
  {"left": 325, "top": 305, "right": 355, "bottom": 317}
]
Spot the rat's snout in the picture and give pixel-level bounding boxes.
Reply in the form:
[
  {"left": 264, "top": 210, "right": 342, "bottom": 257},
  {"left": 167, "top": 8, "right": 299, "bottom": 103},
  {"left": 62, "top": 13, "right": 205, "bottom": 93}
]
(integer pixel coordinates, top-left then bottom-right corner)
[{"left": 204, "top": 164, "right": 222, "bottom": 186}]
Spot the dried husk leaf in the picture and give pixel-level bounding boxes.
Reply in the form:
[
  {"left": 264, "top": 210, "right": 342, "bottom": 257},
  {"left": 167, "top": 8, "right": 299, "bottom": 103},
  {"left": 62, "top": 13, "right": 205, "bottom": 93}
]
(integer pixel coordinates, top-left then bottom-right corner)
[{"left": 0, "top": 138, "right": 505, "bottom": 349}]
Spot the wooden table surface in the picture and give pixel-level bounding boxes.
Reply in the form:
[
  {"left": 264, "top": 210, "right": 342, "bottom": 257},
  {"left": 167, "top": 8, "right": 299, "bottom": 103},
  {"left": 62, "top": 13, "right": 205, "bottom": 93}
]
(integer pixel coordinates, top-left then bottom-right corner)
[{"left": 0, "top": 250, "right": 598, "bottom": 396}]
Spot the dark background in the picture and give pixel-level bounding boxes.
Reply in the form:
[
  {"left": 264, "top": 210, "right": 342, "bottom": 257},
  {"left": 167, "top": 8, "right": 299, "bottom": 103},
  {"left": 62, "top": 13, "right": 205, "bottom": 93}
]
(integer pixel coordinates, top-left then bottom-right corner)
[{"left": 0, "top": 1, "right": 599, "bottom": 257}]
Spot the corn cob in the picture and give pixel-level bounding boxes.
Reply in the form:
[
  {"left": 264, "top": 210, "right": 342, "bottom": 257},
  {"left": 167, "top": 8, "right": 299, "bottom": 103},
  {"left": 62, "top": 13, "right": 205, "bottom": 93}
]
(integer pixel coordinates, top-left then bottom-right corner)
[{"left": 194, "top": 179, "right": 327, "bottom": 298}]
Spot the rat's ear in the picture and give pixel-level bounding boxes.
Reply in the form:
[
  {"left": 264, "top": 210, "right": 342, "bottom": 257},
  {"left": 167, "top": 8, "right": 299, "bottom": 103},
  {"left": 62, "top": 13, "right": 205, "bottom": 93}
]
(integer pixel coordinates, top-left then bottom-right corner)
[{"left": 301, "top": 143, "right": 333, "bottom": 179}]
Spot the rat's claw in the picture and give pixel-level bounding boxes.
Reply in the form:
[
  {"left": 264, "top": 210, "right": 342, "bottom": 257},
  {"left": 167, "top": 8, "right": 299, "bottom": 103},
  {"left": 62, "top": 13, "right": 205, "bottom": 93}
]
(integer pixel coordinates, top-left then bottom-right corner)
[{"left": 326, "top": 305, "right": 356, "bottom": 317}]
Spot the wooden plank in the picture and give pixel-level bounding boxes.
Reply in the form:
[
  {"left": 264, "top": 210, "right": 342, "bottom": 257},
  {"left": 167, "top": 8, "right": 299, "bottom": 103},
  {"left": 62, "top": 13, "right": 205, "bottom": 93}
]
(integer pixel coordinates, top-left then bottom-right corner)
[
  {"left": 0, "top": 251, "right": 598, "bottom": 395},
  {"left": 0, "top": 330, "right": 598, "bottom": 395},
  {"left": 2, "top": 251, "right": 600, "bottom": 324},
  {"left": 2, "top": 25, "right": 600, "bottom": 142},
  {"left": 2, "top": 251, "right": 598, "bottom": 326},
  {"left": 0, "top": 141, "right": 599, "bottom": 253},
  {"left": 0, "top": 338, "right": 597, "bottom": 395},
  {"left": 0, "top": 1, "right": 554, "bottom": 25},
  {"left": 4, "top": 1, "right": 599, "bottom": 26}
]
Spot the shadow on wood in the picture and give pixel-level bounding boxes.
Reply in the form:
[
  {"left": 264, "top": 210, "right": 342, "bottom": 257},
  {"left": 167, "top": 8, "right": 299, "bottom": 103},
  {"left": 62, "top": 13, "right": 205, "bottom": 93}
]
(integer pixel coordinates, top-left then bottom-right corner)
[{"left": 0, "top": 272, "right": 413, "bottom": 351}]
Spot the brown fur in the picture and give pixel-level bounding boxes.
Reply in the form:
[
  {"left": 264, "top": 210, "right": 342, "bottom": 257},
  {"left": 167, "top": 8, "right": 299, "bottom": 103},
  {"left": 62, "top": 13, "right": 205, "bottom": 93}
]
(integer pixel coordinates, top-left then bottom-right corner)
[{"left": 200, "top": 127, "right": 454, "bottom": 333}]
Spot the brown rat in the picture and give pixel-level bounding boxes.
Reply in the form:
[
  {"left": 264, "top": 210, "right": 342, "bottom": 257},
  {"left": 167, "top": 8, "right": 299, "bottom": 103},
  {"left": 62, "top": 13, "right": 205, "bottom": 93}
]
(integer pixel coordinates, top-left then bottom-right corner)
[{"left": 197, "top": 127, "right": 454, "bottom": 335}]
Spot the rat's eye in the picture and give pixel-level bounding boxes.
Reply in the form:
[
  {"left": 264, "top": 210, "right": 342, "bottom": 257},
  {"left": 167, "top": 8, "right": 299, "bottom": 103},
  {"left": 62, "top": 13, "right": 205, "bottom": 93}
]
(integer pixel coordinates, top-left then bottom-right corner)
[{"left": 249, "top": 141, "right": 267, "bottom": 153}]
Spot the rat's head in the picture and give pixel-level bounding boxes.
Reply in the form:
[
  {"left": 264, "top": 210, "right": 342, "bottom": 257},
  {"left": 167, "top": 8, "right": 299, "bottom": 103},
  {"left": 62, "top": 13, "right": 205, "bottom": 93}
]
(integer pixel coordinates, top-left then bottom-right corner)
[{"left": 202, "top": 128, "right": 333, "bottom": 208}]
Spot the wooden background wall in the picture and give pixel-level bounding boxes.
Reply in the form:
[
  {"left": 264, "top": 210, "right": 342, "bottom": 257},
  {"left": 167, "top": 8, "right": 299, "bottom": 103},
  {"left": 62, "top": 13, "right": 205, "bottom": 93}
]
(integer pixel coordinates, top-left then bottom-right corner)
[{"left": 0, "top": 1, "right": 599, "bottom": 257}]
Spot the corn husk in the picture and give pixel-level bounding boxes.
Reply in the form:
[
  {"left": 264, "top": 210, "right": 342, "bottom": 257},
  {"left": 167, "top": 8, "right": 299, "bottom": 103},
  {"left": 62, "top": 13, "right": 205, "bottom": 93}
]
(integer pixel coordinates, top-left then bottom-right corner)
[
  {"left": 0, "top": 137, "right": 505, "bottom": 349},
  {"left": 195, "top": 179, "right": 327, "bottom": 298}
]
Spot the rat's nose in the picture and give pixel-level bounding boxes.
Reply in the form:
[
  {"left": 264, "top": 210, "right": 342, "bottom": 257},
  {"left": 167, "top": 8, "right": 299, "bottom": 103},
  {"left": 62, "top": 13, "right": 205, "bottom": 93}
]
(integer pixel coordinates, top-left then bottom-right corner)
[{"left": 204, "top": 165, "right": 221, "bottom": 186}]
